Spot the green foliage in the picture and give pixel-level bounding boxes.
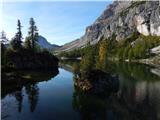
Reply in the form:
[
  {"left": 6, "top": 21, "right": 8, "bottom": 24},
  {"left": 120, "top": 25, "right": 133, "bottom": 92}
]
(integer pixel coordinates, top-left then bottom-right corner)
[
  {"left": 116, "top": 34, "right": 160, "bottom": 60},
  {"left": 10, "top": 20, "right": 23, "bottom": 51},
  {"left": 96, "top": 40, "right": 108, "bottom": 69},
  {"left": 10, "top": 35, "right": 22, "bottom": 51},
  {"left": 72, "top": 62, "right": 80, "bottom": 75},
  {"left": 24, "top": 36, "right": 32, "bottom": 49},
  {"left": 1, "top": 43, "right": 7, "bottom": 66},
  {"left": 80, "top": 43, "right": 96, "bottom": 78},
  {"left": 128, "top": 48, "right": 134, "bottom": 60},
  {"left": 3, "top": 48, "right": 58, "bottom": 70},
  {"left": 25, "top": 18, "right": 39, "bottom": 52},
  {"left": 132, "top": 40, "right": 147, "bottom": 59},
  {"left": 59, "top": 33, "right": 160, "bottom": 67},
  {"left": 59, "top": 33, "right": 160, "bottom": 77},
  {"left": 117, "top": 48, "right": 124, "bottom": 60},
  {"left": 2, "top": 18, "right": 59, "bottom": 70},
  {"left": 60, "top": 33, "right": 160, "bottom": 83},
  {"left": 58, "top": 49, "right": 83, "bottom": 58}
]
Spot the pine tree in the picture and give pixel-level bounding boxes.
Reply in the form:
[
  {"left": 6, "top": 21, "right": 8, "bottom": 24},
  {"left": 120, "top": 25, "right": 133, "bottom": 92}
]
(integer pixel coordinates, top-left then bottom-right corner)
[
  {"left": 0, "top": 30, "right": 8, "bottom": 44},
  {"left": 17, "top": 19, "right": 23, "bottom": 43},
  {"left": 24, "top": 36, "right": 32, "bottom": 49},
  {"left": 25, "top": 18, "right": 39, "bottom": 52},
  {"left": 96, "top": 40, "right": 108, "bottom": 69},
  {"left": 10, "top": 19, "right": 23, "bottom": 50},
  {"left": 0, "top": 31, "right": 8, "bottom": 65},
  {"left": 80, "top": 42, "right": 95, "bottom": 78}
]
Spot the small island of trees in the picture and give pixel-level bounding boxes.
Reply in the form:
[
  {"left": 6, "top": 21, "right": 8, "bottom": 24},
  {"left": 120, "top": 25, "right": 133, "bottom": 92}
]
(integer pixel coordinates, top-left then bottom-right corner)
[{"left": 1, "top": 18, "right": 59, "bottom": 71}]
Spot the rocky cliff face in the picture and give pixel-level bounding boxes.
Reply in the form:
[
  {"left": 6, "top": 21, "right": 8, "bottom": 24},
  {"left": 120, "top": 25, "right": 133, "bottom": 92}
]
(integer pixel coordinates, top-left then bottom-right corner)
[{"left": 59, "top": 1, "right": 160, "bottom": 51}]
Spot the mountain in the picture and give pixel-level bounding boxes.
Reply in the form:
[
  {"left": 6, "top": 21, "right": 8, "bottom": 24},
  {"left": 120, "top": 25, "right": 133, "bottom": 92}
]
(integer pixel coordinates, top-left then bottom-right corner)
[
  {"left": 37, "top": 36, "right": 60, "bottom": 50},
  {"left": 58, "top": 1, "right": 160, "bottom": 52}
]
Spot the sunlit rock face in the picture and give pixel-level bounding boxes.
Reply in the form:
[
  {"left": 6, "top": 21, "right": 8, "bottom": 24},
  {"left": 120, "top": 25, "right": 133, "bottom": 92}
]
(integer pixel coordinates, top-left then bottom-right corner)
[
  {"left": 134, "top": 3, "right": 160, "bottom": 36},
  {"left": 150, "top": 5, "right": 160, "bottom": 36},
  {"left": 59, "top": 1, "right": 160, "bottom": 51},
  {"left": 135, "top": 15, "right": 150, "bottom": 36}
]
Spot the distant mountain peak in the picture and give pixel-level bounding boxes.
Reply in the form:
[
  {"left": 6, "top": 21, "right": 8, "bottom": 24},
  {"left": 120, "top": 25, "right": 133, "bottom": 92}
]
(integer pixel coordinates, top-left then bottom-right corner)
[{"left": 37, "top": 36, "right": 60, "bottom": 50}]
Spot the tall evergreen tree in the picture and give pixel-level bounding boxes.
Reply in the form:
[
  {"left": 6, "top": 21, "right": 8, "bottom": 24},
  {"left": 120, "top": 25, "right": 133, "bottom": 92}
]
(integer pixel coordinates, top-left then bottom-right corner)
[
  {"left": 96, "top": 40, "right": 108, "bottom": 69},
  {"left": 0, "top": 30, "right": 8, "bottom": 65},
  {"left": 0, "top": 30, "right": 8, "bottom": 44},
  {"left": 25, "top": 18, "right": 38, "bottom": 52},
  {"left": 17, "top": 20, "right": 23, "bottom": 42},
  {"left": 80, "top": 42, "right": 95, "bottom": 78},
  {"left": 11, "top": 19, "right": 23, "bottom": 50}
]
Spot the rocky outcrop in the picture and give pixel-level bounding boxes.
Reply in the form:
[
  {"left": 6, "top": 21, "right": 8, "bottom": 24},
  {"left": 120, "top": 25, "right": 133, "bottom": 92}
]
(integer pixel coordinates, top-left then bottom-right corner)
[
  {"left": 59, "top": 1, "right": 160, "bottom": 51},
  {"left": 151, "top": 45, "right": 160, "bottom": 55},
  {"left": 138, "top": 54, "right": 160, "bottom": 67}
]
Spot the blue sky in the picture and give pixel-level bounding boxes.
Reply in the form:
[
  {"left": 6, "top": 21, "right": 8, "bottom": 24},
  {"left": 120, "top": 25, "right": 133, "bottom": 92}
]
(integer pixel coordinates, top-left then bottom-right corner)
[{"left": 1, "top": 1, "right": 112, "bottom": 45}]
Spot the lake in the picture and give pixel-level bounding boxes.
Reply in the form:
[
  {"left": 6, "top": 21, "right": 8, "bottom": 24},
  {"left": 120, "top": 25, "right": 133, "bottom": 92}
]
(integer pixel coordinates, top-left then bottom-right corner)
[{"left": 1, "top": 62, "right": 160, "bottom": 120}]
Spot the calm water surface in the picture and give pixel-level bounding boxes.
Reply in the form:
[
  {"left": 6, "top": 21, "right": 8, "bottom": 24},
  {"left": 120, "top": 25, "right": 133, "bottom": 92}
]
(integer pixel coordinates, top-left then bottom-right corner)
[{"left": 2, "top": 62, "right": 160, "bottom": 120}]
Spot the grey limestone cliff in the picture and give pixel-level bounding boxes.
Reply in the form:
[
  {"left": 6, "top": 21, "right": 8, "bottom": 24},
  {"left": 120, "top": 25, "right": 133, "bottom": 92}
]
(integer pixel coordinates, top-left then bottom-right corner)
[{"left": 59, "top": 1, "right": 160, "bottom": 52}]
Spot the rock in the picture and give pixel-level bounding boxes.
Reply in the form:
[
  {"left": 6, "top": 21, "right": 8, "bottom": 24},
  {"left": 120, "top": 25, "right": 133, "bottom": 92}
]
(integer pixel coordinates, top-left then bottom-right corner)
[
  {"left": 138, "top": 54, "right": 160, "bottom": 67},
  {"left": 58, "top": 1, "right": 160, "bottom": 52},
  {"left": 151, "top": 68, "right": 160, "bottom": 77},
  {"left": 151, "top": 45, "right": 160, "bottom": 54}
]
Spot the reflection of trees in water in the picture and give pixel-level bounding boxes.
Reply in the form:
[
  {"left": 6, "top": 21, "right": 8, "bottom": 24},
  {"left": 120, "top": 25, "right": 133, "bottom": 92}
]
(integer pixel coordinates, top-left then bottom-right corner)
[
  {"left": 2, "top": 69, "right": 59, "bottom": 113},
  {"left": 68, "top": 60, "right": 160, "bottom": 119},
  {"left": 14, "top": 90, "right": 23, "bottom": 113},
  {"left": 13, "top": 83, "right": 39, "bottom": 113},
  {"left": 25, "top": 83, "right": 39, "bottom": 112},
  {"left": 72, "top": 88, "right": 108, "bottom": 120},
  {"left": 72, "top": 78, "right": 160, "bottom": 120},
  {"left": 113, "top": 80, "right": 159, "bottom": 120},
  {"left": 72, "top": 71, "right": 120, "bottom": 120}
]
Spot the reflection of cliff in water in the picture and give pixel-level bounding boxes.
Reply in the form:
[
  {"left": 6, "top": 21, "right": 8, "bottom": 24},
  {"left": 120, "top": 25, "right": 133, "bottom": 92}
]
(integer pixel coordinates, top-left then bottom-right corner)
[
  {"left": 72, "top": 70, "right": 160, "bottom": 120},
  {"left": 117, "top": 76, "right": 160, "bottom": 120},
  {"left": 72, "top": 84, "right": 160, "bottom": 120}
]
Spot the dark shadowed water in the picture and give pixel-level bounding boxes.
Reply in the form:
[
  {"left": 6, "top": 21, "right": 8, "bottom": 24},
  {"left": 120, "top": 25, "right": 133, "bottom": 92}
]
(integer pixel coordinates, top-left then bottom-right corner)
[{"left": 1, "top": 62, "right": 160, "bottom": 120}]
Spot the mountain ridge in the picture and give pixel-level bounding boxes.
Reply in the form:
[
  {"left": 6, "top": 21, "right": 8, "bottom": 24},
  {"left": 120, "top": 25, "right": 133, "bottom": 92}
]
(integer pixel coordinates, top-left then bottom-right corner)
[
  {"left": 58, "top": 1, "right": 160, "bottom": 52},
  {"left": 37, "top": 35, "right": 60, "bottom": 50}
]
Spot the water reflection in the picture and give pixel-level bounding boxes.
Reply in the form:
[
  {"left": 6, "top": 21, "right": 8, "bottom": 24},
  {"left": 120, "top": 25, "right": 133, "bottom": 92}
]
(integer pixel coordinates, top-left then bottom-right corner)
[
  {"left": 2, "top": 69, "right": 59, "bottom": 114},
  {"left": 25, "top": 83, "right": 39, "bottom": 112},
  {"left": 1, "top": 61, "right": 160, "bottom": 120},
  {"left": 70, "top": 61, "right": 160, "bottom": 120},
  {"left": 2, "top": 69, "right": 59, "bottom": 99},
  {"left": 14, "top": 89, "right": 23, "bottom": 113}
]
